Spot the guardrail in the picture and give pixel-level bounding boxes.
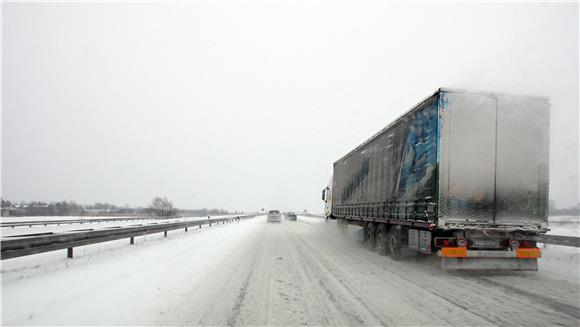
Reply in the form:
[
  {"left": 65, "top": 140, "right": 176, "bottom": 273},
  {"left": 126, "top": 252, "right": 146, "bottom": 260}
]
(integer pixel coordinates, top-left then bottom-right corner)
[
  {"left": 1, "top": 217, "right": 163, "bottom": 228},
  {"left": 1, "top": 214, "right": 258, "bottom": 260},
  {"left": 537, "top": 234, "right": 580, "bottom": 248}
]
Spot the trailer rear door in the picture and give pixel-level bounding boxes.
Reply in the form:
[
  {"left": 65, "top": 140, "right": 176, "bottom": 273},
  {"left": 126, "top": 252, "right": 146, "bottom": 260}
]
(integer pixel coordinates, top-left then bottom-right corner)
[
  {"left": 437, "top": 90, "right": 549, "bottom": 227},
  {"left": 438, "top": 91, "right": 497, "bottom": 224},
  {"left": 494, "top": 96, "right": 549, "bottom": 225}
]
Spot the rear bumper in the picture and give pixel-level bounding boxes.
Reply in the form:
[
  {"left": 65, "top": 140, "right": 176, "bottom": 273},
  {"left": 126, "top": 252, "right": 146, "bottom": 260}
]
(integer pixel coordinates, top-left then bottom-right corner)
[
  {"left": 441, "top": 257, "right": 538, "bottom": 271},
  {"left": 438, "top": 247, "right": 541, "bottom": 271},
  {"left": 438, "top": 248, "right": 541, "bottom": 258}
]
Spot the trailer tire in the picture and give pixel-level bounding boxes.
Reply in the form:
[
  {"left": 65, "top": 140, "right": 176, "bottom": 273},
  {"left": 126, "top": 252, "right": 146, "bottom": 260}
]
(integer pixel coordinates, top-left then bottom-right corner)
[
  {"left": 364, "top": 223, "right": 377, "bottom": 250},
  {"left": 376, "top": 224, "right": 388, "bottom": 255},
  {"left": 388, "top": 225, "right": 402, "bottom": 259}
]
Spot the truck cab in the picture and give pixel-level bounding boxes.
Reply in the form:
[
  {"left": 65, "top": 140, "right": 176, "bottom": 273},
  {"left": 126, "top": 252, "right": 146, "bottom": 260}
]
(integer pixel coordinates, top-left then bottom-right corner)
[{"left": 322, "top": 186, "right": 332, "bottom": 219}]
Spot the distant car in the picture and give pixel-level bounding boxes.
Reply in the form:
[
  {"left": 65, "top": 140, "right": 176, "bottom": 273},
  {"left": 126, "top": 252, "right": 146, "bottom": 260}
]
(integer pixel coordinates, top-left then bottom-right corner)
[
  {"left": 285, "top": 212, "right": 297, "bottom": 221},
  {"left": 267, "top": 210, "right": 281, "bottom": 223}
]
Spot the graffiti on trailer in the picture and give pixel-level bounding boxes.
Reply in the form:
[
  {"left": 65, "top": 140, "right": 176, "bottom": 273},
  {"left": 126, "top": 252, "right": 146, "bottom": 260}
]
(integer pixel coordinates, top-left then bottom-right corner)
[
  {"left": 341, "top": 158, "right": 370, "bottom": 202},
  {"left": 397, "top": 101, "right": 438, "bottom": 201}
]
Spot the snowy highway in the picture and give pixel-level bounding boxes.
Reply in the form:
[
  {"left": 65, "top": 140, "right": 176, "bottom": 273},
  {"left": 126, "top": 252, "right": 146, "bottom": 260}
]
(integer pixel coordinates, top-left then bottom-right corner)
[{"left": 2, "top": 215, "right": 580, "bottom": 326}]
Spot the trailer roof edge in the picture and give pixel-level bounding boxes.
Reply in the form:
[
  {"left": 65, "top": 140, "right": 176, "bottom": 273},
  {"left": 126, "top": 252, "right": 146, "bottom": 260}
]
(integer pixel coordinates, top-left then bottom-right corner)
[
  {"left": 333, "top": 87, "right": 550, "bottom": 166},
  {"left": 440, "top": 87, "right": 550, "bottom": 102}
]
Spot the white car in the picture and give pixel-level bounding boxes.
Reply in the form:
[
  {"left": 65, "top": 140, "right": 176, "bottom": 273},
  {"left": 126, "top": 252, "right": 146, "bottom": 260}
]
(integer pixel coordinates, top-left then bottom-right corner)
[{"left": 267, "top": 210, "right": 281, "bottom": 223}]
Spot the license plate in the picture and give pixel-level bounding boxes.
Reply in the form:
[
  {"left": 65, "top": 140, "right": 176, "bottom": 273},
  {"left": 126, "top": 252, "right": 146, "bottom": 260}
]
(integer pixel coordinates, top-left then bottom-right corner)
[{"left": 472, "top": 239, "right": 500, "bottom": 248}]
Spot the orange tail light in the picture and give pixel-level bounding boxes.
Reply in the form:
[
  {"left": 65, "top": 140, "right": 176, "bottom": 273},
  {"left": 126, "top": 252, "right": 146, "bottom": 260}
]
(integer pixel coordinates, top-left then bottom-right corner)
[
  {"left": 516, "top": 248, "right": 542, "bottom": 258},
  {"left": 441, "top": 247, "right": 468, "bottom": 258}
]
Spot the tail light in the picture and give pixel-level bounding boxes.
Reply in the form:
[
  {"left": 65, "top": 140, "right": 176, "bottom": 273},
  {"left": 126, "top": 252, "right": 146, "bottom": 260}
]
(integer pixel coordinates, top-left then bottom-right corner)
[
  {"left": 518, "top": 240, "right": 536, "bottom": 248},
  {"left": 442, "top": 239, "right": 454, "bottom": 247},
  {"left": 435, "top": 238, "right": 457, "bottom": 248}
]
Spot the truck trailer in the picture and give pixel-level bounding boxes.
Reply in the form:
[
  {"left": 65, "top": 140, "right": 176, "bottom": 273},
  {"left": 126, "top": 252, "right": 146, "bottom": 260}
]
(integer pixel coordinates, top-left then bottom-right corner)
[{"left": 322, "top": 88, "right": 549, "bottom": 270}]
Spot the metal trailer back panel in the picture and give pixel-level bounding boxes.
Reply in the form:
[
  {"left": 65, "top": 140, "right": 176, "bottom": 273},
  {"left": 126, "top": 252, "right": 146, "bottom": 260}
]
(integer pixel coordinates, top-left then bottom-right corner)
[{"left": 330, "top": 88, "right": 549, "bottom": 234}]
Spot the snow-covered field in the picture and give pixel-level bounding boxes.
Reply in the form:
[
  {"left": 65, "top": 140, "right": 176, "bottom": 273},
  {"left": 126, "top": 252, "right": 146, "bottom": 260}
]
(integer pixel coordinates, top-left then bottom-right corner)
[
  {"left": 548, "top": 215, "right": 580, "bottom": 237},
  {"left": 0, "top": 215, "right": 241, "bottom": 237},
  {"left": 1, "top": 215, "right": 579, "bottom": 326}
]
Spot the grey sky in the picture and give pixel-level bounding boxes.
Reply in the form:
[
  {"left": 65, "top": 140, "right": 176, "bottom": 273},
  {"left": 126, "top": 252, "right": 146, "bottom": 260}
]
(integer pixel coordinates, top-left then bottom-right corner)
[{"left": 2, "top": 2, "right": 578, "bottom": 212}]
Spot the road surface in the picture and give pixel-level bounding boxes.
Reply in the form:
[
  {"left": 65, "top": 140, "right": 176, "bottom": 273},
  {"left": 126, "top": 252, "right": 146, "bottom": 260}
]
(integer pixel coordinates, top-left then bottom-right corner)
[{"left": 2, "top": 216, "right": 579, "bottom": 326}]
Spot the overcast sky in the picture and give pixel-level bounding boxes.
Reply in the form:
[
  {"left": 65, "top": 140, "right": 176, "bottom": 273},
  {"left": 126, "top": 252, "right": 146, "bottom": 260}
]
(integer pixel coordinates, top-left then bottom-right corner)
[{"left": 2, "top": 2, "right": 578, "bottom": 212}]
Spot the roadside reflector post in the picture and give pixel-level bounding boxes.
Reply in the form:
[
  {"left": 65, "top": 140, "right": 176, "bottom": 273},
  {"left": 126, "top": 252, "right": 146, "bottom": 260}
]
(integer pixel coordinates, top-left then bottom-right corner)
[
  {"left": 164, "top": 231, "right": 168, "bottom": 238},
  {"left": 67, "top": 247, "right": 73, "bottom": 258},
  {"left": 130, "top": 237, "right": 134, "bottom": 245}
]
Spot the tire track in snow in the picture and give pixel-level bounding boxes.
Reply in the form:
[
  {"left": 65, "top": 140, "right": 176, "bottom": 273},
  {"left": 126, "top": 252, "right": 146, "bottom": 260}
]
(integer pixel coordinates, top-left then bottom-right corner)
[
  {"left": 475, "top": 276, "right": 580, "bottom": 320},
  {"left": 316, "top": 224, "right": 579, "bottom": 326},
  {"left": 281, "top": 225, "right": 370, "bottom": 325},
  {"left": 292, "top": 232, "right": 491, "bottom": 326}
]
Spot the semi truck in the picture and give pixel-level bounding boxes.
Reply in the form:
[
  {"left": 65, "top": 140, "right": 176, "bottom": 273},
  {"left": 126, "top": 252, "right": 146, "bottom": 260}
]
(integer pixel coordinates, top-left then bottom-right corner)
[{"left": 322, "top": 88, "right": 549, "bottom": 270}]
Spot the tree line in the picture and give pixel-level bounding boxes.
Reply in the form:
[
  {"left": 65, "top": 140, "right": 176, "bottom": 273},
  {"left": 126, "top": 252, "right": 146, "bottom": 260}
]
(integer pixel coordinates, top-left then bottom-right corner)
[{"left": 1, "top": 197, "right": 239, "bottom": 218}]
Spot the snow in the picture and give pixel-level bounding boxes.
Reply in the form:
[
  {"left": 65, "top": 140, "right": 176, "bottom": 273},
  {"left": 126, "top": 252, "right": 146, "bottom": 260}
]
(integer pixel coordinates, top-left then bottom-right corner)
[
  {"left": 1, "top": 215, "right": 579, "bottom": 326},
  {"left": 2, "top": 216, "right": 259, "bottom": 325},
  {"left": 539, "top": 216, "right": 580, "bottom": 283},
  {"left": 1, "top": 216, "right": 144, "bottom": 222},
  {"left": 0, "top": 215, "right": 241, "bottom": 237},
  {"left": 548, "top": 215, "right": 580, "bottom": 237}
]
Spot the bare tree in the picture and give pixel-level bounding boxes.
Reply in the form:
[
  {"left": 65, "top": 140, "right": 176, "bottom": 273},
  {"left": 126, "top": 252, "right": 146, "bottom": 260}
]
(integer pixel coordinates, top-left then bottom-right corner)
[{"left": 149, "top": 196, "right": 175, "bottom": 217}]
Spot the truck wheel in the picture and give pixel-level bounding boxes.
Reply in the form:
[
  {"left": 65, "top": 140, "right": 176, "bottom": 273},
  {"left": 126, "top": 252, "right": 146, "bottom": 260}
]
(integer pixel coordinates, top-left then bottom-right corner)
[
  {"left": 376, "top": 224, "right": 388, "bottom": 255},
  {"left": 365, "top": 223, "right": 377, "bottom": 250},
  {"left": 388, "top": 226, "right": 402, "bottom": 259}
]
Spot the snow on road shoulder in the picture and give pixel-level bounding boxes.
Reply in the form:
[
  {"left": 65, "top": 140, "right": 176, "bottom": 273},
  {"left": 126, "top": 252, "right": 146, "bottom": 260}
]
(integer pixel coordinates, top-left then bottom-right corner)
[
  {"left": 539, "top": 246, "right": 580, "bottom": 283},
  {"left": 1, "top": 216, "right": 265, "bottom": 325},
  {"left": 539, "top": 216, "right": 580, "bottom": 283},
  {"left": 0, "top": 214, "right": 243, "bottom": 237}
]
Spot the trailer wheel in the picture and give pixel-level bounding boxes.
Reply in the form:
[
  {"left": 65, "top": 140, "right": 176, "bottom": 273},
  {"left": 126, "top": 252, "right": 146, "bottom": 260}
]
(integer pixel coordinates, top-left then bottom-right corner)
[
  {"left": 364, "top": 223, "right": 377, "bottom": 250},
  {"left": 376, "top": 224, "right": 388, "bottom": 255},
  {"left": 388, "top": 225, "right": 402, "bottom": 259}
]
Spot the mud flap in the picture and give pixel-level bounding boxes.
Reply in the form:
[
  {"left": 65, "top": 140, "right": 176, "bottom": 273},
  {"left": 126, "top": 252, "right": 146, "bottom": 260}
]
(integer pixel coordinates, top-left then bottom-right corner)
[{"left": 441, "top": 258, "right": 538, "bottom": 271}]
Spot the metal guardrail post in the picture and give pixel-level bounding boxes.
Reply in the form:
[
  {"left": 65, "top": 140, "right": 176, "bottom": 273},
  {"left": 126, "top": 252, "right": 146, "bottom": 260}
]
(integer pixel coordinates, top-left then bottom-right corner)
[{"left": 1, "top": 214, "right": 258, "bottom": 260}]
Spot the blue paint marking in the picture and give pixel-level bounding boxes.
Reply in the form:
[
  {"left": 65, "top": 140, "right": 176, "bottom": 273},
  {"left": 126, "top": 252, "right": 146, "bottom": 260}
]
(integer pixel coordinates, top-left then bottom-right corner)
[{"left": 397, "top": 101, "right": 438, "bottom": 201}]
